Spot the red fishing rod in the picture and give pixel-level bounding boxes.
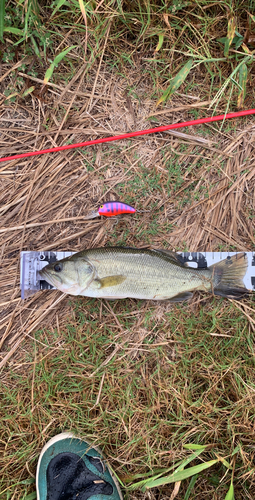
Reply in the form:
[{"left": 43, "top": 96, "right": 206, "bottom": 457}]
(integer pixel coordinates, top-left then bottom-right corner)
[{"left": 1, "top": 108, "right": 255, "bottom": 163}]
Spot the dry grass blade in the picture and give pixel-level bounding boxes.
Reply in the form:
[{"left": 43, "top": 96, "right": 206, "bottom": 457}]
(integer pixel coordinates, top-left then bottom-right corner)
[
  {"left": 145, "top": 100, "right": 211, "bottom": 118},
  {"left": 170, "top": 481, "right": 181, "bottom": 499},
  {"left": 0, "top": 293, "right": 65, "bottom": 369},
  {"left": 167, "top": 126, "right": 255, "bottom": 251}
]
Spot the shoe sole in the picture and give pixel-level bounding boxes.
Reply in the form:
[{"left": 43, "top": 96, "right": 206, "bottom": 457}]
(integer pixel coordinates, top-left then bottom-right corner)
[{"left": 36, "top": 431, "right": 123, "bottom": 500}]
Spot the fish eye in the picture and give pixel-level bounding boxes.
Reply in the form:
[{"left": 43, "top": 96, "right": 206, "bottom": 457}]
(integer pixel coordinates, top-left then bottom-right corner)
[
  {"left": 100, "top": 205, "right": 104, "bottom": 208},
  {"left": 54, "top": 263, "right": 63, "bottom": 272}
]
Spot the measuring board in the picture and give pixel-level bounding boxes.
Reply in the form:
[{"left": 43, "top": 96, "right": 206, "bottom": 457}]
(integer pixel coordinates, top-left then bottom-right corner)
[{"left": 20, "top": 250, "right": 255, "bottom": 299}]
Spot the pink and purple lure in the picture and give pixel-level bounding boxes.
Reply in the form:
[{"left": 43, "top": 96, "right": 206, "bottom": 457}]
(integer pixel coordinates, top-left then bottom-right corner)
[
  {"left": 85, "top": 201, "right": 136, "bottom": 219},
  {"left": 98, "top": 201, "right": 136, "bottom": 217}
]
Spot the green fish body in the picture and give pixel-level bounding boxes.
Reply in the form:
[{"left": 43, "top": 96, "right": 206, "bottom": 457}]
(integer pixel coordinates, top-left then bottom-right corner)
[{"left": 39, "top": 247, "right": 249, "bottom": 301}]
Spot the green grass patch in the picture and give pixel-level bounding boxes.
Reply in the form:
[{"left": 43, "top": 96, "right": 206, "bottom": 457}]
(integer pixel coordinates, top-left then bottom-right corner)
[
  {"left": 2, "top": 0, "right": 255, "bottom": 107},
  {"left": 1, "top": 298, "right": 255, "bottom": 498}
]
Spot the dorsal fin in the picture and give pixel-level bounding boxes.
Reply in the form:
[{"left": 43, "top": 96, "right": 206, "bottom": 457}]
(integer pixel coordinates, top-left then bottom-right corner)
[{"left": 151, "top": 248, "right": 187, "bottom": 267}]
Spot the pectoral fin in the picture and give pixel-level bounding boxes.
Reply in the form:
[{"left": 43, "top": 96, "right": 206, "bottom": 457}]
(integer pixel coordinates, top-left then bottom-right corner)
[
  {"left": 94, "top": 275, "right": 126, "bottom": 289},
  {"left": 169, "top": 292, "right": 193, "bottom": 302}
]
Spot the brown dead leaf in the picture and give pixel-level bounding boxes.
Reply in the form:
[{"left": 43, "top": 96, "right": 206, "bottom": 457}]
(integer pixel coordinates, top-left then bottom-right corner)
[
  {"left": 170, "top": 481, "right": 181, "bottom": 499},
  {"left": 163, "top": 13, "right": 171, "bottom": 29}
]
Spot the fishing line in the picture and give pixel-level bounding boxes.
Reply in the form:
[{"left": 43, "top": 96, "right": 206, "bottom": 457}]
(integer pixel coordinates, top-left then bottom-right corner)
[{"left": 1, "top": 108, "right": 255, "bottom": 163}]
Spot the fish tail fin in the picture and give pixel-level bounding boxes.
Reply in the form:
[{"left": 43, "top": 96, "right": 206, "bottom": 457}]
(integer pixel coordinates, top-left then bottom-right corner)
[{"left": 209, "top": 252, "right": 250, "bottom": 300}]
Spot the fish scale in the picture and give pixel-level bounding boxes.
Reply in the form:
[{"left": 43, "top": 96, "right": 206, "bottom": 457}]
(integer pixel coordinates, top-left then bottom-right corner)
[{"left": 83, "top": 247, "right": 206, "bottom": 300}]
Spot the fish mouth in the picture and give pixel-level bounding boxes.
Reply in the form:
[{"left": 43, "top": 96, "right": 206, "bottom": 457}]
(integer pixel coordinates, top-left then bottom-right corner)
[{"left": 39, "top": 269, "right": 62, "bottom": 287}]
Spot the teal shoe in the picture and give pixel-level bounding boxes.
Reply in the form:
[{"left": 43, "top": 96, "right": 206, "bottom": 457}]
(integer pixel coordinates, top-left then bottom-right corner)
[{"left": 36, "top": 432, "right": 123, "bottom": 500}]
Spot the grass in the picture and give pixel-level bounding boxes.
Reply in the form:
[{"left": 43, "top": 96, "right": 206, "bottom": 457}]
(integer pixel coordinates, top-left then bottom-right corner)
[
  {"left": 2, "top": 0, "right": 255, "bottom": 108},
  {"left": 1, "top": 298, "right": 255, "bottom": 499},
  {"left": 1, "top": 0, "right": 255, "bottom": 499}
]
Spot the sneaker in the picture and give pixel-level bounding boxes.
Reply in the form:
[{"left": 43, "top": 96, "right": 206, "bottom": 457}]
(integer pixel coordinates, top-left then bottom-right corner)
[{"left": 36, "top": 432, "right": 123, "bottom": 500}]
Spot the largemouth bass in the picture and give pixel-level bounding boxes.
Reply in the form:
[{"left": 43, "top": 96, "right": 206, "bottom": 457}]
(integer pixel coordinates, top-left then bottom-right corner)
[{"left": 39, "top": 247, "right": 249, "bottom": 301}]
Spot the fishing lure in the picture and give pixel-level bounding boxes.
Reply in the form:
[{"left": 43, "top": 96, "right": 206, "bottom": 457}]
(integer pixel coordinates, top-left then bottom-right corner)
[
  {"left": 85, "top": 201, "right": 136, "bottom": 219},
  {"left": 99, "top": 201, "right": 136, "bottom": 216}
]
